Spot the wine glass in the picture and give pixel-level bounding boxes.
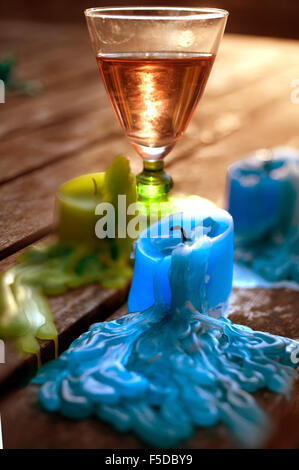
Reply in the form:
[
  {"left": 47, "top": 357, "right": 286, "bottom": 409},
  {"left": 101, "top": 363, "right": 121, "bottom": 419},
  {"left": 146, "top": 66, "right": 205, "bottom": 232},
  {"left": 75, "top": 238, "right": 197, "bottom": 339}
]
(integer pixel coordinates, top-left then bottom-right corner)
[{"left": 85, "top": 7, "right": 228, "bottom": 203}]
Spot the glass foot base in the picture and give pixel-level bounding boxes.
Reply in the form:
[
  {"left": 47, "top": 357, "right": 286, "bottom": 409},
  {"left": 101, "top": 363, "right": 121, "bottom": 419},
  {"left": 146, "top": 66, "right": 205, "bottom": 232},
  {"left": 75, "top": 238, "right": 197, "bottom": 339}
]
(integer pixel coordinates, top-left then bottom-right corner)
[{"left": 136, "top": 160, "right": 173, "bottom": 202}]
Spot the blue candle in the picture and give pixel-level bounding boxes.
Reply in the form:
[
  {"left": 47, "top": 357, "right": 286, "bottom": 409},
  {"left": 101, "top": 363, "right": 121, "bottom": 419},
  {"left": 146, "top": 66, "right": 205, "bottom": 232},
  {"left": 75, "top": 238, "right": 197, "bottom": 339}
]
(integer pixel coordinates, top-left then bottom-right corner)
[
  {"left": 227, "top": 147, "right": 299, "bottom": 243},
  {"left": 128, "top": 208, "right": 234, "bottom": 316},
  {"left": 226, "top": 147, "right": 299, "bottom": 285}
]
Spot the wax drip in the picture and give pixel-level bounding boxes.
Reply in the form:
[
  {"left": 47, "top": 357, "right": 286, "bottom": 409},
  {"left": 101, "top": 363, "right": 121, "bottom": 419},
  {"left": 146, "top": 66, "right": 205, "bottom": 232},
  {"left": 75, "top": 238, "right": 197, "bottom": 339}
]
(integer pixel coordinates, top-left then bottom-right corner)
[
  {"left": 0, "top": 265, "right": 58, "bottom": 363},
  {"left": 0, "top": 242, "right": 133, "bottom": 360},
  {"left": 32, "top": 235, "right": 298, "bottom": 448},
  {"left": 0, "top": 156, "right": 136, "bottom": 360}
]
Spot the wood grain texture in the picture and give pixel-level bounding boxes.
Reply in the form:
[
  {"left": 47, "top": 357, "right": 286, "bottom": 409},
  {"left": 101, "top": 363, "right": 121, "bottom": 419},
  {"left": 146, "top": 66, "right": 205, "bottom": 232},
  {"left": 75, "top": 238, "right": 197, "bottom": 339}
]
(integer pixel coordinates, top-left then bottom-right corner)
[
  {"left": 0, "top": 22, "right": 299, "bottom": 448},
  {"left": 0, "top": 247, "right": 130, "bottom": 395},
  {"left": 0, "top": 284, "right": 130, "bottom": 395},
  {"left": 0, "top": 137, "right": 138, "bottom": 259},
  {"left": 1, "top": 290, "right": 299, "bottom": 449}
]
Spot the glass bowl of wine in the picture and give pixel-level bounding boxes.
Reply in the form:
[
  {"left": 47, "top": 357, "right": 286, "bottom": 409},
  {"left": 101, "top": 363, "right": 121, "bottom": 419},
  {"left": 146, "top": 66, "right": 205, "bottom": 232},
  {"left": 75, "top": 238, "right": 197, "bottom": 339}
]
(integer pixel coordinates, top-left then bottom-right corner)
[{"left": 85, "top": 7, "right": 228, "bottom": 205}]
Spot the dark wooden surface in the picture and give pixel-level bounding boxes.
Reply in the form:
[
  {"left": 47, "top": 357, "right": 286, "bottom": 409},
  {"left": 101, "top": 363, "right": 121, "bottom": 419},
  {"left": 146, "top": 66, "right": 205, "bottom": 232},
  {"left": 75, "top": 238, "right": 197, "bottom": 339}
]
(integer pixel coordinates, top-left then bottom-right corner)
[{"left": 0, "top": 21, "right": 299, "bottom": 449}]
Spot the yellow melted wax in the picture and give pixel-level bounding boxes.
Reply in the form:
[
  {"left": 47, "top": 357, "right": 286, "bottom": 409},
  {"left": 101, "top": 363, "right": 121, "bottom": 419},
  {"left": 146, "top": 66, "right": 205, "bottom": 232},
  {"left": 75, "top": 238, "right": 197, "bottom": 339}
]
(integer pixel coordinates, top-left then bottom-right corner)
[
  {"left": 0, "top": 265, "right": 58, "bottom": 365},
  {"left": 0, "top": 156, "right": 136, "bottom": 363}
]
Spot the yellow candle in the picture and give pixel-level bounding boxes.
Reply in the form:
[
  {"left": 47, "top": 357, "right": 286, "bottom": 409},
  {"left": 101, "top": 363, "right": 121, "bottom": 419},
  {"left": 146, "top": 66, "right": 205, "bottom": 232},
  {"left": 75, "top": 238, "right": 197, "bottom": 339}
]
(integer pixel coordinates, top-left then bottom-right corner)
[
  {"left": 55, "top": 172, "right": 105, "bottom": 246},
  {"left": 55, "top": 156, "right": 136, "bottom": 248}
]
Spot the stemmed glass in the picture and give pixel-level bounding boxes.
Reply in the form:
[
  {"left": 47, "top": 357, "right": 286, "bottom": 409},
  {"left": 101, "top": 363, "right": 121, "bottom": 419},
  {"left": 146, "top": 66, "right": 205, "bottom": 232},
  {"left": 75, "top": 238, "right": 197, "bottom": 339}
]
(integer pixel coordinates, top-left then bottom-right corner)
[{"left": 85, "top": 7, "right": 228, "bottom": 203}]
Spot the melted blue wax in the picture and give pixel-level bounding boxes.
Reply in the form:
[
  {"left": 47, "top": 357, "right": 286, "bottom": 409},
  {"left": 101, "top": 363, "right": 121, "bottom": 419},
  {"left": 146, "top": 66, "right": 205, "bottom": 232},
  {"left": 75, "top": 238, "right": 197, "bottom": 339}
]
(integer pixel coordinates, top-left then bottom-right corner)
[
  {"left": 227, "top": 148, "right": 299, "bottom": 289},
  {"left": 33, "top": 232, "right": 298, "bottom": 448}
]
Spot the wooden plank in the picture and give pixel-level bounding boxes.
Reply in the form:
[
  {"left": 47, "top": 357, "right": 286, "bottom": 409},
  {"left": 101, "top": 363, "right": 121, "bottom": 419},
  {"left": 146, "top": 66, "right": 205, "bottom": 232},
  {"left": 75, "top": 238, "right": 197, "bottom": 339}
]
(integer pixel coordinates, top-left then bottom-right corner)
[
  {"left": 0, "top": 285, "right": 130, "bottom": 395},
  {"left": 0, "top": 248, "right": 130, "bottom": 395},
  {"left": 0, "top": 25, "right": 104, "bottom": 137},
  {"left": 0, "top": 77, "right": 106, "bottom": 140},
  {"left": 0, "top": 136, "right": 138, "bottom": 259},
  {"left": 180, "top": 53, "right": 299, "bottom": 155},
  {"left": 1, "top": 288, "right": 299, "bottom": 449},
  {"left": 0, "top": 34, "right": 96, "bottom": 96},
  {"left": 206, "top": 35, "right": 299, "bottom": 99},
  {"left": 0, "top": 107, "right": 117, "bottom": 184},
  {"left": 0, "top": 22, "right": 98, "bottom": 111}
]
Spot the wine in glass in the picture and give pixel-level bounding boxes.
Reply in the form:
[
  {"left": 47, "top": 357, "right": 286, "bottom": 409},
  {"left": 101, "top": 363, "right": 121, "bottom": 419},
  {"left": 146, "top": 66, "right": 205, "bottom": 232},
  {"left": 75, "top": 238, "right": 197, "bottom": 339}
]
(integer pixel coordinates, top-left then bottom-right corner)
[{"left": 85, "top": 7, "right": 228, "bottom": 203}]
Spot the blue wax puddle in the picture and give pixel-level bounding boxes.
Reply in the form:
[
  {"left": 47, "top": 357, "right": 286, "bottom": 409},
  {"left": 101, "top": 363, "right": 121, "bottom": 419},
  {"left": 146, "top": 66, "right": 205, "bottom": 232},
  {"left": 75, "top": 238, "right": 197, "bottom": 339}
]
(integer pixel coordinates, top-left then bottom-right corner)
[
  {"left": 233, "top": 263, "right": 299, "bottom": 291},
  {"left": 32, "top": 234, "right": 298, "bottom": 448},
  {"left": 232, "top": 225, "right": 299, "bottom": 291}
]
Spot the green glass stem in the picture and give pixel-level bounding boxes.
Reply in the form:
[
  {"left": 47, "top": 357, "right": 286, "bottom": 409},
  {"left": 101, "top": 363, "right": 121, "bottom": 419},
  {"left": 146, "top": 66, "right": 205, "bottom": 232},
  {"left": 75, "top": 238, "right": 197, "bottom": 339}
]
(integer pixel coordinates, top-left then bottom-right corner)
[{"left": 136, "top": 160, "right": 173, "bottom": 202}]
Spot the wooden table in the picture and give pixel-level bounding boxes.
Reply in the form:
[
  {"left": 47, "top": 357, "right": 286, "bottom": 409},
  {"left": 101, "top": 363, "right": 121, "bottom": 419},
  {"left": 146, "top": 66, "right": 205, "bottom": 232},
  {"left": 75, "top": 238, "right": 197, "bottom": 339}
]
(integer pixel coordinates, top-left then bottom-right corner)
[{"left": 0, "top": 21, "right": 299, "bottom": 449}]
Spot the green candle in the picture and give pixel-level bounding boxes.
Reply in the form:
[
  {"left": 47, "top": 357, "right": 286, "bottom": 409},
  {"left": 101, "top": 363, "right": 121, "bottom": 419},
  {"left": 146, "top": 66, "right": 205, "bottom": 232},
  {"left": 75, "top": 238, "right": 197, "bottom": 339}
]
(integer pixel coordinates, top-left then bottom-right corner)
[
  {"left": 56, "top": 172, "right": 105, "bottom": 246},
  {"left": 55, "top": 156, "right": 136, "bottom": 253}
]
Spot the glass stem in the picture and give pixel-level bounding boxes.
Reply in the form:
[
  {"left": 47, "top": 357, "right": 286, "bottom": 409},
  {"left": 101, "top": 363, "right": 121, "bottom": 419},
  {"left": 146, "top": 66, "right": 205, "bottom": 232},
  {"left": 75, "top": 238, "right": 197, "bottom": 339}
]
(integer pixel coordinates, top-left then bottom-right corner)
[{"left": 136, "top": 160, "right": 173, "bottom": 202}]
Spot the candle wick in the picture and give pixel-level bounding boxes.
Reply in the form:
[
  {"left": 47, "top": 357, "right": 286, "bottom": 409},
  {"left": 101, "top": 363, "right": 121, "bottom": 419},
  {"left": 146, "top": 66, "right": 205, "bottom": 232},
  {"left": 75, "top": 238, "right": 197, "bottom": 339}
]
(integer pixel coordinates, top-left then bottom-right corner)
[
  {"left": 92, "top": 177, "right": 98, "bottom": 195},
  {"left": 171, "top": 225, "right": 188, "bottom": 242}
]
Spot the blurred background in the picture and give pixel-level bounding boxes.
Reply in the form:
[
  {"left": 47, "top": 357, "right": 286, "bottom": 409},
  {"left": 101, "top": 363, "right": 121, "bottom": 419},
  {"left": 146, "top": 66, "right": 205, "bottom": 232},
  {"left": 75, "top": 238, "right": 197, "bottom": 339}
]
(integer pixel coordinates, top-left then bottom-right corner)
[{"left": 1, "top": 0, "right": 299, "bottom": 39}]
